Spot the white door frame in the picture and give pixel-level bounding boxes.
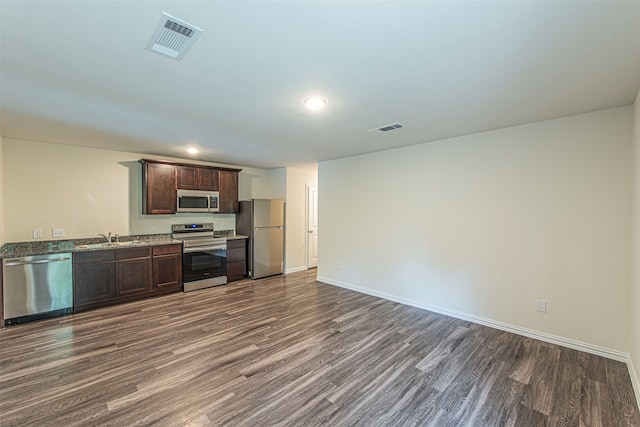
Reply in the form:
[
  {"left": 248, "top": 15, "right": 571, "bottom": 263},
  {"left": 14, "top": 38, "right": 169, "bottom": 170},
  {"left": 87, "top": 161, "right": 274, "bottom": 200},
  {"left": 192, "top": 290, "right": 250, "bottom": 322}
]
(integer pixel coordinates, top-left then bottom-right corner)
[{"left": 306, "top": 184, "right": 318, "bottom": 268}]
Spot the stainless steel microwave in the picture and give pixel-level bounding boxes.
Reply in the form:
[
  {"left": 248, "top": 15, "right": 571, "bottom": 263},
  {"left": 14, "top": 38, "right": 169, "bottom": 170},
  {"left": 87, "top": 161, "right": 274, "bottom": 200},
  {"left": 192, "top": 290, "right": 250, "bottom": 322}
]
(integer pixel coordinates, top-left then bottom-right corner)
[{"left": 177, "top": 189, "right": 220, "bottom": 213}]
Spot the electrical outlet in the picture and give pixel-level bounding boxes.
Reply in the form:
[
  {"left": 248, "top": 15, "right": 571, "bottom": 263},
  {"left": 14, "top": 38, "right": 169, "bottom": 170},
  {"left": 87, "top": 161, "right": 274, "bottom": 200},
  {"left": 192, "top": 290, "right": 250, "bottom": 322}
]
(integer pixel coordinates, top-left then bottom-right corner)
[
  {"left": 151, "top": 224, "right": 158, "bottom": 233},
  {"left": 33, "top": 229, "right": 43, "bottom": 239},
  {"left": 336, "top": 262, "right": 342, "bottom": 271},
  {"left": 52, "top": 228, "right": 65, "bottom": 238},
  {"left": 536, "top": 299, "right": 547, "bottom": 313}
]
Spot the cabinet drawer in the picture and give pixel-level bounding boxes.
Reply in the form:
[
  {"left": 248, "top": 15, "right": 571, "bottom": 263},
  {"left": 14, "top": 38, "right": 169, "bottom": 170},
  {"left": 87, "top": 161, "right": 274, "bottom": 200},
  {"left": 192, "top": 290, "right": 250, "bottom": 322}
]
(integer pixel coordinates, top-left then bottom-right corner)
[
  {"left": 116, "top": 247, "right": 151, "bottom": 260},
  {"left": 74, "top": 250, "right": 115, "bottom": 264},
  {"left": 226, "top": 239, "right": 246, "bottom": 249},
  {"left": 227, "top": 247, "right": 246, "bottom": 263},
  {"left": 153, "top": 244, "right": 182, "bottom": 255}
]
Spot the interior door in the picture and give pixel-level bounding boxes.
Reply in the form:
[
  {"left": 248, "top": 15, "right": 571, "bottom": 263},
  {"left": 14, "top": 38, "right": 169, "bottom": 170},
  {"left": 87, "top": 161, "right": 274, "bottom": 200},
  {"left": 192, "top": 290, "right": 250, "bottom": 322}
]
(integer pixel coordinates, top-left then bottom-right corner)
[{"left": 307, "top": 185, "right": 318, "bottom": 268}]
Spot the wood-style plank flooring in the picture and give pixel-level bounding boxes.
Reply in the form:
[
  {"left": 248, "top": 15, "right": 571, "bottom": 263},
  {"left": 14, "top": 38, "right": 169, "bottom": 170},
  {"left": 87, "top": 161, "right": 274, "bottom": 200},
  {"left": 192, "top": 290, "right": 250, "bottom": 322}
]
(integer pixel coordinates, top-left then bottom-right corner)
[{"left": 1, "top": 270, "right": 638, "bottom": 426}]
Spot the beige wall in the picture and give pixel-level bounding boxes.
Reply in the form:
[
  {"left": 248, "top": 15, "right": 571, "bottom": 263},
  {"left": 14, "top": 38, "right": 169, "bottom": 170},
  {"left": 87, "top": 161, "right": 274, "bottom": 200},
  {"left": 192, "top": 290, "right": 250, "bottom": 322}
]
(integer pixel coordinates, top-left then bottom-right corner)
[
  {"left": 318, "top": 106, "right": 633, "bottom": 353},
  {"left": 632, "top": 88, "right": 640, "bottom": 400},
  {"left": 2, "top": 139, "right": 274, "bottom": 242},
  {"left": 235, "top": 165, "right": 317, "bottom": 273},
  {"left": 241, "top": 167, "right": 286, "bottom": 201},
  {"left": 0, "top": 134, "right": 4, "bottom": 245},
  {"left": 284, "top": 167, "right": 318, "bottom": 272}
]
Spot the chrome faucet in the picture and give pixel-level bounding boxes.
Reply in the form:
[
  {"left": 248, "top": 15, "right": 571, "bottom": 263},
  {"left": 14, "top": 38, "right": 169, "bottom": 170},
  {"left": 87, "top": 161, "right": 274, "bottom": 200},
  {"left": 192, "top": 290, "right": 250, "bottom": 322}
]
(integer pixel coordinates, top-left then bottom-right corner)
[{"left": 99, "top": 232, "right": 113, "bottom": 243}]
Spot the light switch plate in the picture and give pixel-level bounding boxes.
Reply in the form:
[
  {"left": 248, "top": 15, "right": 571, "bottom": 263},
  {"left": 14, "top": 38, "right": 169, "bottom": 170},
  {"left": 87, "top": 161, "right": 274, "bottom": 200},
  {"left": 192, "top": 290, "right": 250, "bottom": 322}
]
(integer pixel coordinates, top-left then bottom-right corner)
[
  {"left": 52, "top": 228, "right": 65, "bottom": 237},
  {"left": 536, "top": 299, "right": 547, "bottom": 313},
  {"left": 33, "top": 229, "right": 43, "bottom": 239}
]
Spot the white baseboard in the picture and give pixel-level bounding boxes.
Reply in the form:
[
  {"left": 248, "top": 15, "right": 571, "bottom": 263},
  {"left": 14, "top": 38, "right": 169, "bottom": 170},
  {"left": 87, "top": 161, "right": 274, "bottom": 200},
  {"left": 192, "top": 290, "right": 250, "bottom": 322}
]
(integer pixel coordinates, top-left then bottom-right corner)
[
  {"left": 285, "top": 266, "right": 308, "bottom": 274},
  {"left": 628, "top": 357, "right": 640, "bottom": 412},
  {"left": 317, "top": 276, "right": 630, "bottom": 363}
]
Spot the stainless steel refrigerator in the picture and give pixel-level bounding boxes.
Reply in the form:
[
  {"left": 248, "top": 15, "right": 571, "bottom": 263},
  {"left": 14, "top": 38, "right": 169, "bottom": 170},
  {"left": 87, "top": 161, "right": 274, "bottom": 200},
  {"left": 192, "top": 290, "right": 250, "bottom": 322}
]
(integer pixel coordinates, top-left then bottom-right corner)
[{"left": 237, "top": 199, "right": 285, "bottom": 279}]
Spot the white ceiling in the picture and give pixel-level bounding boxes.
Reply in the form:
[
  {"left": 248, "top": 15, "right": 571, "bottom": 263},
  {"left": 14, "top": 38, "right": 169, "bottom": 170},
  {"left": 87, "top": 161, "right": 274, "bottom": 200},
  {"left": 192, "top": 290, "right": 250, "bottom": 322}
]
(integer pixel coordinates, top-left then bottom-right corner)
[{"left": 1, "top": 1, "right": 639, "bottom": 170}]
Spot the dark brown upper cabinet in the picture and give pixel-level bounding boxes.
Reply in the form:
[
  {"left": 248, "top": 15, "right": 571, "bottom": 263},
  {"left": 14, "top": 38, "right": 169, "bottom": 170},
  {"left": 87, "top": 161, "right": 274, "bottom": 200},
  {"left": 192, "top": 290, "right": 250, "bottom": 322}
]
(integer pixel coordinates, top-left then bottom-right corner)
[
  {"left": 140, "top": 160, "right": 177, "bottom": 214},
  {"left": 140, "top": 159, "right": 241, "bottom": 215},
  {"left": 177, "top": 165, "right": 219, "bottom": 191},
  {"left": 219, "top": 170, "right": 239, "bottom": 213}
]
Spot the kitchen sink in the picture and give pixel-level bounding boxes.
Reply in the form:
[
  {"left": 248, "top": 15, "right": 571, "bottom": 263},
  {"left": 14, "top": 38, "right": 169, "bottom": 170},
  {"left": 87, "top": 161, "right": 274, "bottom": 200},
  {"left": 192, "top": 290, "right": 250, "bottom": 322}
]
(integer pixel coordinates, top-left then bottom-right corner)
[{"left": 75, "top": 241, "right": 145, "bottom": 249}]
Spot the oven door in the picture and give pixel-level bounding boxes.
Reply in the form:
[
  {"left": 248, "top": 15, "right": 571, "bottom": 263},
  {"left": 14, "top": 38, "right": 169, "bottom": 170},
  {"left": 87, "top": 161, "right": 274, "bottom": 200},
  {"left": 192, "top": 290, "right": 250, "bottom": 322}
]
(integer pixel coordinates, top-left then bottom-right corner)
[{"left": 182, "top": 245, "right": 227, "bottom": 283}]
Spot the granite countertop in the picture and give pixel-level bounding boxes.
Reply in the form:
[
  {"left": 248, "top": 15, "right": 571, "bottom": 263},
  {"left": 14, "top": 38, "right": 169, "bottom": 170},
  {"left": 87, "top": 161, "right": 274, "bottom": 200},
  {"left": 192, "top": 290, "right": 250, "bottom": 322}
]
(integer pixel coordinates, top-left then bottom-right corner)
[
  {"left": 227, "top": 234, "right": 249, "bottom": 240},
  {"left": 213, "top": 229, "right": 248, "bottom": 240},
  {"left": 0, "top": 234, "right": 182, "bottom": 258}
]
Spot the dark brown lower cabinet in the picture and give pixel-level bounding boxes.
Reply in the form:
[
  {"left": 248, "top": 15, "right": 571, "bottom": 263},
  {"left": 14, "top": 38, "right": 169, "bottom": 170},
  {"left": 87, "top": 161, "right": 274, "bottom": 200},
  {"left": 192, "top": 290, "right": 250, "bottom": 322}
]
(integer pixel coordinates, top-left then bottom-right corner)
[
  {"left": 74, "top": 251, "right": 117, "bottom": 308},
  {"left": 74, "top": 244, "right": 182, "bottom": 313},
  {"left": 116, "top": 248, "right": 152, "bottom": 296},
  {"left": 1, "top": 264, "right": 4, "bottom": 328},
  {"left": 226, "top": 238, "right": 247, "bottom": 282},
  {"left": 153, "top": 245, "right": 182, "bottom": 292}
]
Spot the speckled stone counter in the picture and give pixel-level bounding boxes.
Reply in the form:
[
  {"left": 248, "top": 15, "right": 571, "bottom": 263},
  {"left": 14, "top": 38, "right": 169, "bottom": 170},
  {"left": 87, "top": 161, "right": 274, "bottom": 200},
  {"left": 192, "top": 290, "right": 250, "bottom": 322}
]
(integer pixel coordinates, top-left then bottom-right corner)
[
  {"left": 227, "top": 235, "right": 248, "bottom": 240},
  {"left": 213, "top": 229, "right": 248, "bottom": 241},
  {"left": 0, "top": 234, "right": 182, "bottom": 258}
]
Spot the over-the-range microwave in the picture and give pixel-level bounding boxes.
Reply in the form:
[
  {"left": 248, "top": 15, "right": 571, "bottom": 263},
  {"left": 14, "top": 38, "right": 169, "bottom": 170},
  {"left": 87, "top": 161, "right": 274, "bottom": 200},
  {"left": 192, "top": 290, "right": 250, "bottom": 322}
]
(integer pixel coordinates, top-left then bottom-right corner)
[{"left": 176, "top": 189, "right": 220, "bottom": 213}]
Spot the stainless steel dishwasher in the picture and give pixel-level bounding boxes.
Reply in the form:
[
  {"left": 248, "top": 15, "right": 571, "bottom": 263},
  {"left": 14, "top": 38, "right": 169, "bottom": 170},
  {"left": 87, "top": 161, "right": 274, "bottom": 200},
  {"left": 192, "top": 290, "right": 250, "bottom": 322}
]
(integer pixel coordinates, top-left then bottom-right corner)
[{"left": 3, "top": 253, "right": 73, "bottom": 325}]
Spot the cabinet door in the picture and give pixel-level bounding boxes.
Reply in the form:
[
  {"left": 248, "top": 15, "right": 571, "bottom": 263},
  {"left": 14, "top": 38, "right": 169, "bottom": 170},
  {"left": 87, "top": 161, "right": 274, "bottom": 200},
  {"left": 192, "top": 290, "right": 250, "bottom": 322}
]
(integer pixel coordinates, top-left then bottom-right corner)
[
  {"left": 227, "top": 261, "right": 246, "bottom": 282},
  {"left": 144, "top": 163, "right": 177, "bottom": 214},
  {"left": 177, "top": 166, "right": 198, "bottom": 189},
  {"left": 218, "top": 170, "right": 239, "bottom": 213},
  {"left": 178, "top": 166, "right": 218, "bottom": 191},
  {"left": 116, "top": 257, "right": 152, "bottom": 296},
  {"left": 74, "top": 261, "right": 116, "bottom": 307},
  {"left": 226, "top": 239, "right": 246, "bottom": 282},
  {"left": 153, "top": 254, "right": 182, "bottom": 291},
  {"left": 1, "top": 265, "right": 3, "bottom": 326},
  {"left": 198, "top": 168, "right": 219, "bottom": 191},
  {"left": 227, "top": 240, "right": 246, "bottom": 263}
]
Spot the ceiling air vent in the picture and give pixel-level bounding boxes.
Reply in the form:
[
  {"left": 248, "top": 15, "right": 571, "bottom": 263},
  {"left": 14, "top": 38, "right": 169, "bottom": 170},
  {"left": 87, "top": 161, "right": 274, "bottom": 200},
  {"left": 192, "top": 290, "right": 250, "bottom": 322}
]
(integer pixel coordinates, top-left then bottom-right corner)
[
  {"left": 368, "top": 122, "right": 404, "bottom": 134},
  {"left": 147, "top": 12, "right": 203, "bottom": 61}
]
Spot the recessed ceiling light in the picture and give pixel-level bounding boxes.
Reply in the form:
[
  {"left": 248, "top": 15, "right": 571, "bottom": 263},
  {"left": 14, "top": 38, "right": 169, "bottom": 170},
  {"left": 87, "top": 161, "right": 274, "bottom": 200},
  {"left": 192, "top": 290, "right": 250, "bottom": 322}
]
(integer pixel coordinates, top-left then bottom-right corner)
[
  {"left": 187, "top": 147, "right": 199, "bottom": 154},
  {"left": 303, "top": 96, "right": 327, "bottom": 111}
]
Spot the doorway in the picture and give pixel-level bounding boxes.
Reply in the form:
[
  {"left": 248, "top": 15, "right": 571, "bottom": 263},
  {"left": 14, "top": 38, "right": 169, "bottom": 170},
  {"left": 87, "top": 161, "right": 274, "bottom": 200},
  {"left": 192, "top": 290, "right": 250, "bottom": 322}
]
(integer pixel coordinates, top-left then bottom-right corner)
[{"left": 306, "top": 184, "right": 318, "bottom": 268}]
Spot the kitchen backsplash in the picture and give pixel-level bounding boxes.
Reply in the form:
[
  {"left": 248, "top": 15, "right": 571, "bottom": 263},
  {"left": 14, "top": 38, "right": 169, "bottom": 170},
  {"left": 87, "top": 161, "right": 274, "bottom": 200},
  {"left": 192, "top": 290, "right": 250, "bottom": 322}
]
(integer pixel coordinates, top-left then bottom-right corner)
[{"left": 130, "top": 213, "right": 236, "bottom": 236}]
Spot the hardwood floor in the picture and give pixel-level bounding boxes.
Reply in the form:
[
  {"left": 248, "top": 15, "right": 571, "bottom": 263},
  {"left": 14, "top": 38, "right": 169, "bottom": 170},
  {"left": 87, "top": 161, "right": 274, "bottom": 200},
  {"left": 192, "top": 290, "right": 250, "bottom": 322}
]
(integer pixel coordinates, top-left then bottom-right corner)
[{"left": 1, "top": 270, "right": 638, "bottom": 426}]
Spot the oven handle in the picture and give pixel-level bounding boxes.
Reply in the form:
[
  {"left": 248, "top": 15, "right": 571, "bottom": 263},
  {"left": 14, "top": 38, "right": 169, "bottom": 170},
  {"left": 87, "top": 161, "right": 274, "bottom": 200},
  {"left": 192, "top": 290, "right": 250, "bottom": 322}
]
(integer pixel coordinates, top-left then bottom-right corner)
[{"left": 183, "top": 245, "right": 227, "bottom": 253}]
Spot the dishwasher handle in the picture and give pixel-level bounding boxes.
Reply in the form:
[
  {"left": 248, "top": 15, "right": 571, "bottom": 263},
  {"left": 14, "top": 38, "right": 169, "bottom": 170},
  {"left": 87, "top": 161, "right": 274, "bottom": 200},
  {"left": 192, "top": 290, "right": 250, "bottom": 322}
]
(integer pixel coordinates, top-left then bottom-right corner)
[{"left": 4, "top": 257, "right": 71, "bottom": 267}]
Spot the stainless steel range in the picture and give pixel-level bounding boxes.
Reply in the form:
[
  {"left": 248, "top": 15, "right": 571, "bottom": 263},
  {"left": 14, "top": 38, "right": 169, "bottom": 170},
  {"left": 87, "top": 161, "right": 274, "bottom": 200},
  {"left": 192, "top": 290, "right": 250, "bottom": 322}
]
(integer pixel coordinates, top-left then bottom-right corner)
[{"left": 172, "top": 223, "right": 227, "bottom": 292}]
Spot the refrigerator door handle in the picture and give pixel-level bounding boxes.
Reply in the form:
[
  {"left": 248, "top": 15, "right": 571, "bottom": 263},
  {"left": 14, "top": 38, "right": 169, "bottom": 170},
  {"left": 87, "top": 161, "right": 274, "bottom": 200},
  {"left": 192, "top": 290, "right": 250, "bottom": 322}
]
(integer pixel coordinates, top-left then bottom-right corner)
[{"left": 254, "top": 226, "right": 284, "bottom": 230}]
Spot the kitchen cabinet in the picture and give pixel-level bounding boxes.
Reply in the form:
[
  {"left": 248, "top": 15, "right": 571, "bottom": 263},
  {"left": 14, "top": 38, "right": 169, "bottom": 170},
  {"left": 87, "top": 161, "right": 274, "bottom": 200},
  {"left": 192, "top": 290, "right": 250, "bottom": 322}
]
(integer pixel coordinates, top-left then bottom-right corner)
[
  {"left": 141, "top": 161, "right": 177, "bottom": 214},
  {"left": 116, "top": 247, "right": 153, "bottom": 296},
  {"left": 219, "top": 170, "right": 239, "bottom": 213},
  {"left": 140, "top": 159, "right": 240, "bottom": 215},
  {"left": 74, "top": 244, "right": 181, "bottom": 312},
  {"left": 177, "top": 166, "right": 219, "bottom": 191},
  {"left": 226, "top": 238, "right": 247, "bottom": 282},
  {"left": 1, "top": 265, "right": 4, "bottom": 326},
  {"left": 74, "top": 251, "right": 117, "bottom": 309},
  {"left": 153, "top": 244, "right": 182, "bottom": 292}
]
